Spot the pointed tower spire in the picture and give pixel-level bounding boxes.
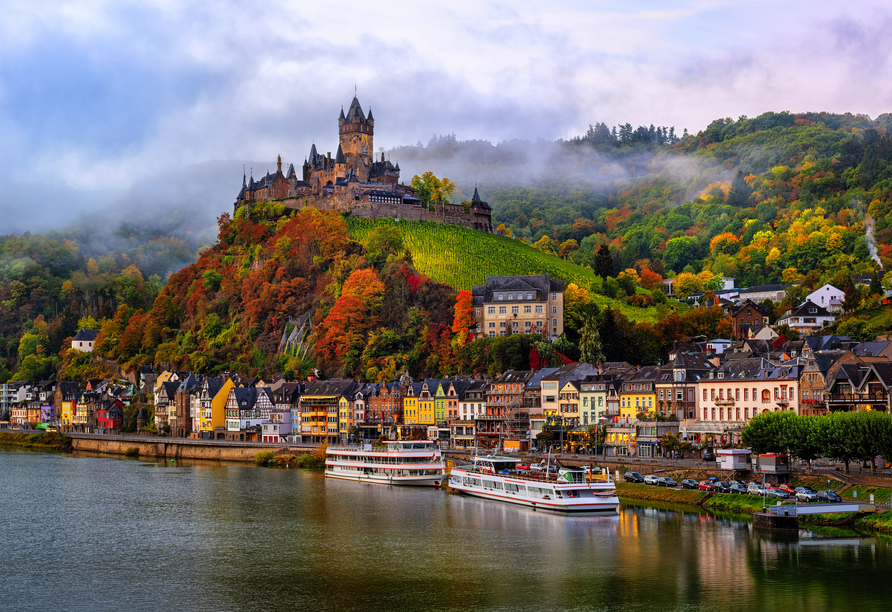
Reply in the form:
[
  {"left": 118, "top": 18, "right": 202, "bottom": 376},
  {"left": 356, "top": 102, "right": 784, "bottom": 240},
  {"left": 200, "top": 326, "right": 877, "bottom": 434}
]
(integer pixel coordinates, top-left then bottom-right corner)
[
  {"left": 335, "top": 144, "right": 346, "bottom": 165},
  {"left": 339, "top": 106, "right": 345, "bottom": 121}
]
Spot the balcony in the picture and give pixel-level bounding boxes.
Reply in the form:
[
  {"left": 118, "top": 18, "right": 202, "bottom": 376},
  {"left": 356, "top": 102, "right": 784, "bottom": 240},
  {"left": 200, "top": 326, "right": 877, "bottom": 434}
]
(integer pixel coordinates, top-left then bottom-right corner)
[
  {"left": 714, "top": 398, "right": 735, "bottom": 406},
  {"left": 475, "top": 414, "right": 508, "bottom": 421},
  {"left": 828, "top": 393, "right": 888, "bottom": 404}
]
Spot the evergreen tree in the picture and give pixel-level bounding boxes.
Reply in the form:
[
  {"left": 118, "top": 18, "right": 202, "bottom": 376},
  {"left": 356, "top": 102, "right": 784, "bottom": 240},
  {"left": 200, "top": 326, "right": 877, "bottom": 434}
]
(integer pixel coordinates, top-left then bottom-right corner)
[
  {"left": 842, "top": 278, "right": 861, "bottom": 313},
  {"left": 578, "top": 304, "right": 604, "bottom": 365},
  {"left": 594, "top": 244, "right": 614, "bottom": 278},
  {"left": 726, "top": 170, "right": 751, "bottom": 207},
  {"left": 869, "top": 270, "right": 882, "bottom": 296}
]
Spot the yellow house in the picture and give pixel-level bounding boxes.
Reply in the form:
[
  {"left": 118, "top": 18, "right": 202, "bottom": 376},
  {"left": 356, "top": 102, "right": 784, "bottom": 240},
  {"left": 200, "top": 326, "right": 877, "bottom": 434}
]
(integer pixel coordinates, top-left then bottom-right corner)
[
  {"left": 338, "top": 395, "right": 353, "bottom": 441},
  {"left": 558, "top": 379, "right": 581, "bottom": 425},
  {"left": 403, "top": 384, "right": 419, "bottom": 425},
  {"left": 619, "top": 366, "right": 659, "bottom": 422},
  {"left": 418, "top": 380, "right": 438, "bottom": 426},
  {"left": 154, "top": 370, "right": 177, "bottom": 394},
  {"left": 200, "top": 377, "right": 234, "bottom": 437}
]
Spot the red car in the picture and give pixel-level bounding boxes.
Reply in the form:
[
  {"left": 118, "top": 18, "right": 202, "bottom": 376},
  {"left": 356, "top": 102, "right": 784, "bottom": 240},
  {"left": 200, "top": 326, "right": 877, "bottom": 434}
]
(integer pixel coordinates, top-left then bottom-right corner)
[
  {"left": 698, "top": 480, "right": 715, "bottom": 491},
  {"left": 766, "top": 483, "right": 795, "bottom": 495}
]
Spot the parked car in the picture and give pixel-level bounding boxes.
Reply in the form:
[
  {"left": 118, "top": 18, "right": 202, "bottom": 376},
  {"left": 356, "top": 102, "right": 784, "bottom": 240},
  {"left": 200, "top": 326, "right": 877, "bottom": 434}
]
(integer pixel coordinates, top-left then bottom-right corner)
[
  {"left": 702, "top": 452, "right": 716, "bottom": 461},
  {"left": 516, "top": 463, "right": 531, "bottom": 471},
  {"left": 795, "top": 487, "right": 817, "bottom": 503},
  {"left": 657, "top": 476, "right": 677, "bottom": 487},
  {"left": 729, "top": 479, "right": 747, "bottom": 489},
  {"left": 698, "top": 480, "right": 715, "bottom": 491},
  {"left": 582, "top": 466, "right": 605, "bottom": 475},
  {"left": 644, "top": 475, "right": 660, "bottom": 485},
  {"left": 766, "top": 483, "right": 795, "bottom": 495},
  {"left": 680, "top": 479, "right": 700, "bottom": 490},
  {"left": 767, "top": 488, "right": 789, "bottom": 499},
  {"left": 748, "top": 483, "right": 767, "bottom": 496},
  {"left": 713, "top": 482, "right": 731, "bottom": 494},
  {"left": 624, "top": 471, "right": 644, "bottom": 483},
  {"left": 816, "top": 490, "right": 842, "bottom": 503},
  {"left": 729, "top": 483, "right": 748, "bottom": 495}
]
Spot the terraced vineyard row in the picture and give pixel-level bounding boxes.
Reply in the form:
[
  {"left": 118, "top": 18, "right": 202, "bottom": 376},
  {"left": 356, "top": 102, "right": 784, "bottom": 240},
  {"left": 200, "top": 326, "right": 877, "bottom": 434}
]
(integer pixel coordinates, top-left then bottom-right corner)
[{"left": 347, "top": 217, "right": 657, "bottom": 323}]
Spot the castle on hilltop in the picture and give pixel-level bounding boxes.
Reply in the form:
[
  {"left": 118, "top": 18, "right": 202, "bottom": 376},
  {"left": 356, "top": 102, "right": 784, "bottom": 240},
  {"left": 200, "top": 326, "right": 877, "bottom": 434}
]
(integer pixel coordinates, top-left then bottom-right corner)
[{"left": 234, "top": 96, "right": 493, "bottom": 231}]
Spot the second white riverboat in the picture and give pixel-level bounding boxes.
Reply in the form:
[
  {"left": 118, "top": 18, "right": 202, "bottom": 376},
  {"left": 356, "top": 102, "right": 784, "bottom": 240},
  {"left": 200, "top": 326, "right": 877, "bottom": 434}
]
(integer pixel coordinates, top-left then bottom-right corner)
[
  {"left": 325, "top": 440, "right": 445, "bottom": 487},
  {"left": 448, "top": 456, "right": 619, "bottom": 513}
]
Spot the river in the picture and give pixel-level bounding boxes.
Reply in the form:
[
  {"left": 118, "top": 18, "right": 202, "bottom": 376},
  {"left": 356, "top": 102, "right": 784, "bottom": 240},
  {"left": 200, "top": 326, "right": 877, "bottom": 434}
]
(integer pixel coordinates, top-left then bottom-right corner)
[{"left": 0, "top": 448, "right": 889, "bottom": 612}]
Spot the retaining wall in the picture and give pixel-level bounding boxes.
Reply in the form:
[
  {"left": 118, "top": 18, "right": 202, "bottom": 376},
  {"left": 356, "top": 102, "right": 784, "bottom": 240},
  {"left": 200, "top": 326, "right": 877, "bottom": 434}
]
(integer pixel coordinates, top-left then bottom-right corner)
[{"left": 70, "top": 436, "right": 313, "bottom": 463}]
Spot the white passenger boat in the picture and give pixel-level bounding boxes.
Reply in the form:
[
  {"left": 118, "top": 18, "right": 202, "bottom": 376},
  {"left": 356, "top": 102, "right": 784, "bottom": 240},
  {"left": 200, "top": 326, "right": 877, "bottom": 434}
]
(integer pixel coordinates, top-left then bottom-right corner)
[
  {"left": 325, "top": 440, "right": 445, "bottom": 487},
  {"left": 448, "top": 456, "right": 619, "bottom": 513}
]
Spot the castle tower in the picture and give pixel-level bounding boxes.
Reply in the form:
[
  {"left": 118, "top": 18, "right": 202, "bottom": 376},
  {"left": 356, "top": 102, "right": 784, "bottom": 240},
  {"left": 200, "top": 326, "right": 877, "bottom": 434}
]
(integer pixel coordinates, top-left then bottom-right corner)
[{"left": 339, "top": 96, "right": 374, "bottom": 182}]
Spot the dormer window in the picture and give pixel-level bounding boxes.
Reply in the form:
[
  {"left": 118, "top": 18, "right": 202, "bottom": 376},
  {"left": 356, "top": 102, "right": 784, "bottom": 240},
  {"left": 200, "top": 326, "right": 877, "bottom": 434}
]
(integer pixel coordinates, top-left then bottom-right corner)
[
  {"left": 507, "top": 293, "right": 514, "bottom": 300},
  {"left": 497, "top": 294, "right": 504, "bottom": 301}
]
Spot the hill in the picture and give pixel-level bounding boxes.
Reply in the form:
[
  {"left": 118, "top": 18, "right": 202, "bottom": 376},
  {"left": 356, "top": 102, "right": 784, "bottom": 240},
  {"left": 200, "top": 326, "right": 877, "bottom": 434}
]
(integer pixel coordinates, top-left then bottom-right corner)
[{"left": 346, "top": 217, "right": 657, "bottom": 323}]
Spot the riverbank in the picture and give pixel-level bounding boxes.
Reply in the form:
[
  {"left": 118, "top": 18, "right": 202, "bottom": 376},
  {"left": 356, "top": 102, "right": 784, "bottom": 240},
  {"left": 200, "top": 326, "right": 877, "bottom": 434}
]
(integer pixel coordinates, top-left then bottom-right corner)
[
  {"left": 0, "top": 431, "right": 72, "bottom": 451},
  {"left": 616, "top": 481, "right": 892, "bottom": 536}
]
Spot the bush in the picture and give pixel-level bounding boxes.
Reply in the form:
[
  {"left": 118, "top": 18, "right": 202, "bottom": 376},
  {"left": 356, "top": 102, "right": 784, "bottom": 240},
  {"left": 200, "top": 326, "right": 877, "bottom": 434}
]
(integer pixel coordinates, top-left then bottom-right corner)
[
  {"left": 296, "top": 453, "right": 325, "bottom": 469},
  {"left": 123, "top": 447, "right": 140, "bottom": 457},
  {"left": 255, "top": 450, "right": 275, "bottom": 466},
  {"left": 275, "top": 454, "right": 297, "bottom": 467}
]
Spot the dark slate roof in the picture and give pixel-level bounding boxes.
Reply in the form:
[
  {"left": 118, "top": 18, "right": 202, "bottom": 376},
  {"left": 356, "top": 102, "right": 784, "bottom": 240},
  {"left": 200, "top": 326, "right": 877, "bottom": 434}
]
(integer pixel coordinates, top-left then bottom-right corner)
[
  {"left": 335, "top": 144, "right": 345, "bottom": 164},
  {"left": 869, "top": 362, "right": 892, "bottom": 387},
  {"left": 345, "top": 96, "right": 366, "bottom": 123},
  {"left": 631, "top": 366, "right": 660, "bottom": 382},
  {"left": 471, "top": 274, "right": 564, "bottom": 302},
  {"left": 367, "top": 107, "right": 374, "bottom": 121},
  {"left": 730, "top": 299, "right": 768, "bottom": 317},
  {"left": 470, "top": 187, "right": 492, "bottom": 211},
  {"left": 73, "top": 328, "right": 99, "bottom": 342},
  {"left": 852, "top": 341, "right": 892, "bottom": 357},
  {"left": 493, "top": 370, "right": 536, "bottom": 385},
  {"left": 237, "top": 173, "right": 247, "bottom": 200},
  {"left": 339, "top": 107, "right": 345, "bottom": 120},
  {"left": 805, "top": 335, "right": 852, "bottom": 352},
  {"left": 303, "top": 379, "right": 357, "bottom": 398},
  {"left": 285, "top": 163, "right": 295, "bottom": 179},
  {"left": 738, "top": 283, "right": 785, "bottom": 294},
  {"left": 137, "top": 408, "right": 148, "bottom": 420},
  {"left": 309, "top": 143, "right": 317, "bottom": 159},
  {"left": 782, "top": 300, "right": 833, "bottom": 319}
]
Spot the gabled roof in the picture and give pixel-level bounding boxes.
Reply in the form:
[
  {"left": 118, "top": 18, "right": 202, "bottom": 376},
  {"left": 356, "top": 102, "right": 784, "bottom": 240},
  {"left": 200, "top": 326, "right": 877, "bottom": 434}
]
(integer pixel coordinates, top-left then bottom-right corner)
[
  {"left": 73, "top": 328, "right": 99, "bottom": 342},
  {"left": 852, "top": 341, "right": 892, "bottom": 357},
  {"left": 781, "top": 300, "right": 833, "bottom": 319}
]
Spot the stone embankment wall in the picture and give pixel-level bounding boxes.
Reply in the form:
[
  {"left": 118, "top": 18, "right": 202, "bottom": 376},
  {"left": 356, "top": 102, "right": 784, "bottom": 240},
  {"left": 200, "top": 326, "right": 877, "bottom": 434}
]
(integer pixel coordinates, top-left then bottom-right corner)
[
  {"left": 279, "top": 196, "right": 490, "bottom": 230},
  {"left": 70, "top": 435, "right": 314, "bottom": 463}
]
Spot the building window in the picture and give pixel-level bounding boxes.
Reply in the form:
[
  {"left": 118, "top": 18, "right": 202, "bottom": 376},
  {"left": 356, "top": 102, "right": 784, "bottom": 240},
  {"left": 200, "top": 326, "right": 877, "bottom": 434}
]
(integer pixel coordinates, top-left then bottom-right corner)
[
  {"left": 552, "top": 306, "right": 557, "bottom": 314},
  {"left": 551, "top": 293, "right": 556, "bottom": 300},
  {"left": 735, "top": 389, "right": 740, "bottom": 400},
  {"left": 703, "top": 389, "right": 707, "bottom": 401},
  {"left": 487, "top": 306, "right": 495, "bottom": 314},
  {"left": 524, "top": 305, "right": 531, "bottom": 313},
  {"left": 552, "top": 318, "right": 557, "bottom": 327},
  {"left": 511, "top": 306, "right": 519, "bottom": 314},
  {"left": 507, "top": 293, "right": 514, "bottom": 300},
  {"left": 535, "top": 305, "right": 543, "bottom": 313},
  {"left": 498, "top": 294, "right": 504, "bottom": 300},
  {"left": 744, "top": 389, "right": 749, "bottom": 401},
  {"left": 499, "top": 306, "right": 507, "bottom": 314},
  {"left": 475, "top": 308, "right": 480, "bottom": 316},
  {"left": 526, "top": 293, "right": 532, "bottom": 299},
  {"left": 488, "top": 322, "right": 495, "bottom": 328}
]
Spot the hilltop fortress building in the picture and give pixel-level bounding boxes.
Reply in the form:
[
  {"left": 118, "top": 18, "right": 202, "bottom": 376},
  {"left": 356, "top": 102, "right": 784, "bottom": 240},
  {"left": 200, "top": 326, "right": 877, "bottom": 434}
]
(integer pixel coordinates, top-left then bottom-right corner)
[{"left": 234, "top": 96, "right": 493, "bottom": 231}]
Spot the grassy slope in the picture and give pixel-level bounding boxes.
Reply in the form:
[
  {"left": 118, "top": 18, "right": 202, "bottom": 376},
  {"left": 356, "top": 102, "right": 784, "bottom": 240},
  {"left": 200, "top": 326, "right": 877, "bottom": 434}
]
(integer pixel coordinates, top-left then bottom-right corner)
[{"left": 347, "top": 217, "right": 657, "bottom": 323}]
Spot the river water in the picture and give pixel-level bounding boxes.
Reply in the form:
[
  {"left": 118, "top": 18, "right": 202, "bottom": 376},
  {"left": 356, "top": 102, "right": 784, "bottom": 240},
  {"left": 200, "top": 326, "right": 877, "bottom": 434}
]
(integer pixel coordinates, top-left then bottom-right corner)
[{"left": 0, "top": 449, "right": 890, "bottom": 612}]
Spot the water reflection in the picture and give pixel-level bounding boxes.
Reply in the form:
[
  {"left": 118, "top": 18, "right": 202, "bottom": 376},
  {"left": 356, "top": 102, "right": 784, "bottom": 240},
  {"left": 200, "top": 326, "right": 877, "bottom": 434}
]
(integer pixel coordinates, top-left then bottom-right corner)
[{"left": 1, "top": 450, "right": 890, "bottom": 612}]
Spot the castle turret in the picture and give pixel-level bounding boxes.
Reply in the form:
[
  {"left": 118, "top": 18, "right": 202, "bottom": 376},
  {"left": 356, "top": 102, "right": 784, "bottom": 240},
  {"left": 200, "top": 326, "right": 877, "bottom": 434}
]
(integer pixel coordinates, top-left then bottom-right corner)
[
  {"left": 237, "top": 170, "right": 246, "bottom": 200},
  {"left": 339, "top": 96, "right": 374, "bottom": 182}
]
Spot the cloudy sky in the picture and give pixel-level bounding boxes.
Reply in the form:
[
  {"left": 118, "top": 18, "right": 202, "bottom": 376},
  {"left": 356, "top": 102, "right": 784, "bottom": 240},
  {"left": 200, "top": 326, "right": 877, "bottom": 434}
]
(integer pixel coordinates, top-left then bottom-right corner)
[{"left": 2, "top": 0, "right": 891, "bottom": 232}]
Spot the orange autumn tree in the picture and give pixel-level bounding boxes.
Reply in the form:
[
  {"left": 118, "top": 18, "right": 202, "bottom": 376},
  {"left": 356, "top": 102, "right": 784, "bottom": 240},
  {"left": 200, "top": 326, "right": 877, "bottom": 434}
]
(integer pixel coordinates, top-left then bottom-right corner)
[{"left": 451, "top": 290, "right": 475, "bottom": 347}]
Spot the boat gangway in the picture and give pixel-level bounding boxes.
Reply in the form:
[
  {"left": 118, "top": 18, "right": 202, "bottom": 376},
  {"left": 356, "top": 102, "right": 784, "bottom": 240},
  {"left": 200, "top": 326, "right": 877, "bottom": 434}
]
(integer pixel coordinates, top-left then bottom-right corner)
[{"left": 767, "top": 502, "right": 877, "bottom": 516}]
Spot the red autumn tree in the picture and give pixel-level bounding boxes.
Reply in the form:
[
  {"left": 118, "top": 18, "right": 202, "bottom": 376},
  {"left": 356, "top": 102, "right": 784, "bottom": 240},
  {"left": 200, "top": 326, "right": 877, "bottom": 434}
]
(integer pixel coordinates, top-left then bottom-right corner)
[{"left": 451, "top": 290, "right": 475, "bottom": 347}]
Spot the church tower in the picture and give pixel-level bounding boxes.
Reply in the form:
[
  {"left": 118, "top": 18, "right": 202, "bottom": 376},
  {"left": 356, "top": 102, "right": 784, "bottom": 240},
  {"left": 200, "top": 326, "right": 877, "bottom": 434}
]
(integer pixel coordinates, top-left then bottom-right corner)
[{"left": 338, "top": 96, "right": 374, "bottom": 182}]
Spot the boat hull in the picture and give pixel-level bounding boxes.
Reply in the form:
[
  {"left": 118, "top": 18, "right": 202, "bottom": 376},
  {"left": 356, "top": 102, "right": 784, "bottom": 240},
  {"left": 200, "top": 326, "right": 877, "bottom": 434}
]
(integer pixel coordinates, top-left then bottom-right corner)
[
  {"left": 325, "top": 470, "right": 444, "bottom": 487},
  {"left": 449, "top": 469, "right": 619, "bottom": 513}
]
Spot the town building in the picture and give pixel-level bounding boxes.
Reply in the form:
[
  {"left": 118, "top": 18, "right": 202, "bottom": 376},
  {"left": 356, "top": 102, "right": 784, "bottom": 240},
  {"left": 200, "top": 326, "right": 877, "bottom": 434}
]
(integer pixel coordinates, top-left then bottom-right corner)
[
  {"left": 472, "top": 274, "right": 565, "bottom": 341},
  {"left": 777, "top": 300, "right": 835, "bottom": 335},
  {"left": 729, "top": 299, "right": 770, "bottom": 339},
  {"left": 71, "top": 327, "right": 98, "bottom": 352}
]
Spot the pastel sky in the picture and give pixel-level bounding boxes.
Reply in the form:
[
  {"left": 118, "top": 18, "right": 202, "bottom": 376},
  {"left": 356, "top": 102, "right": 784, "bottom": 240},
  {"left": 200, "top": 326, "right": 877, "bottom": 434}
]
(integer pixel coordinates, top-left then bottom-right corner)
[{"left": 1, "top": 0, "right": 891, "bottom": 231}]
